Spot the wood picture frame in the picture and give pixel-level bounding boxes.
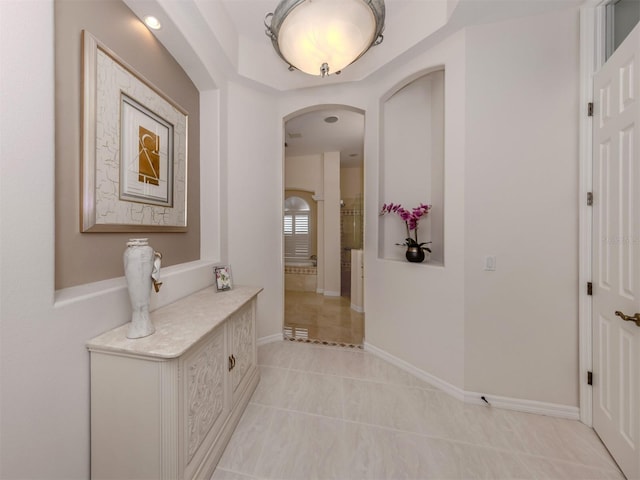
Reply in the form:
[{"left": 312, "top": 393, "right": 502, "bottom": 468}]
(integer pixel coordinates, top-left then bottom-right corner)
[{"left": 81, "top": 30, "right": 188, "bottom": 232}]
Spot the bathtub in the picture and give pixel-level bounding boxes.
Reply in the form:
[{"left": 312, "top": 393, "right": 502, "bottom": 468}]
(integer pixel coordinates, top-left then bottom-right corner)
[
  {"left": 285, "top": 259, "right": 316, "bottom": 267},
  {"left": 284, "top": 260, "right": 317, "bottom": 292}
]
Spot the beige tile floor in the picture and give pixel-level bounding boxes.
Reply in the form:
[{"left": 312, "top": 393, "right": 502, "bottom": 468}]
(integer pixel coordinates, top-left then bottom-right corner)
[
  {"left": 284, "top": 291, "right": 365, "bottom": 345},
  {"left": 213, "top": 341, "right": 624, "bottom": 480}
]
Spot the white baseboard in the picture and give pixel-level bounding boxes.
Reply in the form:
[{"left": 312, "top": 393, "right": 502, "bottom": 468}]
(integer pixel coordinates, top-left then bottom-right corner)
[
  {"left": 364, "top": 342, "right": 466, "bottom": 402},
  {"left": 350, "top": 303, "right": 364, "bottom": 313},
  {"left": 364, "top": 341, "right": 580, "bottom": 420},
  {"left": 257, "top": 333, "right": 284, "bottom": 346},
  {"left": 316, "top": 288, "right": 324, "bottom": 294},
  {"left": 323, "top": 291, "right": 340, "bottom": 297},
  {"left": 464, "top": 391, "right": 580, "bottom": 419}
]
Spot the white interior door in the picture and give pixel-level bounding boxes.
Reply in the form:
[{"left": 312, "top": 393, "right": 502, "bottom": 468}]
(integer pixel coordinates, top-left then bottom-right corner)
[{"left": 592, "top": 22, "right": 640, "bottom": 480}]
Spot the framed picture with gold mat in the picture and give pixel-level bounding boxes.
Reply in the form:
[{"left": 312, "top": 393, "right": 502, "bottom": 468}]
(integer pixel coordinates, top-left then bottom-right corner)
[
  {"left": 81, "top": 30, "right": 188, "bottom": 232},
  {"left": 120, "top": 94, "right": 173, "bottom": 207}
]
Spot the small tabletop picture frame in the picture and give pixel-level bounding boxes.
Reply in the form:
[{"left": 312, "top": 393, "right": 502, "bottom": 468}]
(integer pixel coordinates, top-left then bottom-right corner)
[{"left": 214, "top": 265, "right": 233, "bottom": 292}]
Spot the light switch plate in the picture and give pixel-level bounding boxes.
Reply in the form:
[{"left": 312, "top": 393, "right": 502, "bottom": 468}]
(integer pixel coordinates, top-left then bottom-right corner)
[{"left": 484, "top": 255, "right": 496, "bottom": 271}]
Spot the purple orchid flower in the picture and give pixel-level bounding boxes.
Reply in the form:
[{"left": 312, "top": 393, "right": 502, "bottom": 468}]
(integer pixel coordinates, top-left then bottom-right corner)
[{"left": 379, "top": 202, "right": 433, "bottom": 252}]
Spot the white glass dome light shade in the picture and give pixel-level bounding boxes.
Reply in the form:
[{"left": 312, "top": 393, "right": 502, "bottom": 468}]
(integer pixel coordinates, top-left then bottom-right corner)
[
  {"left": 266, "top": 0, "right": 385, "bottom": 77},
  {"left": 279, "top": 0, "right": 375, "bottom": 76}
]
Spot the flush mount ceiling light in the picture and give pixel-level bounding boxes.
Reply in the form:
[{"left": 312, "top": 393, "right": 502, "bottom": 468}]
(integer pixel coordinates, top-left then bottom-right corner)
[{"left": 265, "top": 0, "right": 385, "bottom": 77}]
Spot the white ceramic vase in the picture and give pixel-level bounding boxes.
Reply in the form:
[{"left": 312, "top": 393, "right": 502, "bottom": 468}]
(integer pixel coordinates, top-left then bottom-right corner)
[{"left": 124, "top": 238, "right": 156, "bottom": 339}]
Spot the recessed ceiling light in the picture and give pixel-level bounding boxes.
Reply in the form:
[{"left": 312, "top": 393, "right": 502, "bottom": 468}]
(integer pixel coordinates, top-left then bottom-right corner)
[
  {"left": 324, "top": 116, "right": 339, "bottom": 124},
  {"left": 144, "top": 16, "right": 162, "bottom": 30}
]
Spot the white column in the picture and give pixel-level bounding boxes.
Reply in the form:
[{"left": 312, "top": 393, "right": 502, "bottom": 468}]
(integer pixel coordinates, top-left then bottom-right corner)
[
  {"left": 315, "top": 198, "right": 325, "bottom": 293},
  {"left": 323, "top": 152, "right": 341, "bottom": 296}
]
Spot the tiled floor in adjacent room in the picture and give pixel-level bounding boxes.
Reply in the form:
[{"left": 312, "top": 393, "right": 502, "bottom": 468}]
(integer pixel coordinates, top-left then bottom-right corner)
[
  {"left": 284, "top": 291, "right": 364, "bottom": 346},
  {"left": 213, "top": 341, "right": 623, "bottom": 480}
]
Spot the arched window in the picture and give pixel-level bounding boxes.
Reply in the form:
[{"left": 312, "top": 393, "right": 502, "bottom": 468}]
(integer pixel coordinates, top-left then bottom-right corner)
[{"left": 284, "top": 196, "right": 311, "bottom": 260}]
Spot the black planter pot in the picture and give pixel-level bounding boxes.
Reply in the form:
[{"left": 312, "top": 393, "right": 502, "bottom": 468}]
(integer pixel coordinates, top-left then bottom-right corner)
[{"left": 405, "top": 246, "right": 425, "bottom": 263}]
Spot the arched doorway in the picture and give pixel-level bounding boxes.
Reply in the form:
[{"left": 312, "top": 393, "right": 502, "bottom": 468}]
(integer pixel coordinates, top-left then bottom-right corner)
[{"left": 282, "top": 106, "right": 365, "bottom": 346}]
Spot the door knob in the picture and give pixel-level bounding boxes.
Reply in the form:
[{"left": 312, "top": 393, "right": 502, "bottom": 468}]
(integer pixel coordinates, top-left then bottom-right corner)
[{"left": 614, "top": 311, "right": 640, "bottom": 327}]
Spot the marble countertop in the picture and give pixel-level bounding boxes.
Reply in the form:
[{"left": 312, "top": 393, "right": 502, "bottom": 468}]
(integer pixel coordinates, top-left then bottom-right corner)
[{"left": 86, "top": 285, "right": 262, "bottom": 359}]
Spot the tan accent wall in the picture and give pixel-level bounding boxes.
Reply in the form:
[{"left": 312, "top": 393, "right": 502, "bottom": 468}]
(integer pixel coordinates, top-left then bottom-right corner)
[
  {"left": 55, "top": 0, "right": 200, "bottom": 289},
  {"left": 340, "top": 166, "right": 363, "bottom": 203}
]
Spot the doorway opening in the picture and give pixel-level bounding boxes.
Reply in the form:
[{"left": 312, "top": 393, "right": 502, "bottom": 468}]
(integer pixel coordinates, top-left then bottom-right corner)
[{"left": 282, "top": 106, "right": 365, "bottom": 346}]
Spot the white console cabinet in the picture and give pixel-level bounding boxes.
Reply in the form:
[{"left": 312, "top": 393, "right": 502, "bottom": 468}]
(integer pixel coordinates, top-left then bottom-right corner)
[{"left": 87, "top": 286, "right": 262, "bottom": 480}]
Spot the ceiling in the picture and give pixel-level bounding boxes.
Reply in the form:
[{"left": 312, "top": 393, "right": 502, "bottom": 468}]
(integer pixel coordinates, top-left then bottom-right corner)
[
  {"left": 284, "top": 108, "right": 365, "bottom": 167},
  {"left": 217, "top": 0, "right": 451, "bottom": 90},
  {"left": 126, "top": 0, "right": 584, "bottom": 91},
  {"left": 124, "top": 0, "right": 583, "bottom": 164}
]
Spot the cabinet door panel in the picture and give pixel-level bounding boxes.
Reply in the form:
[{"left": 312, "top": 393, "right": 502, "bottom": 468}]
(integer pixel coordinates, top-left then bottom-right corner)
[
  {"left": 183, "top": 324, "right": 228, "bottom": 473},
  {"left": 230, "top": 302, "right": 256, "bottom": 400}
]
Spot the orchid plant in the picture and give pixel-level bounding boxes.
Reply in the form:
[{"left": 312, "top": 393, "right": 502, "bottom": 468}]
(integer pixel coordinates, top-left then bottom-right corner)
[{"left": 380, "top": 203, "right": 432, "bottom": 252}]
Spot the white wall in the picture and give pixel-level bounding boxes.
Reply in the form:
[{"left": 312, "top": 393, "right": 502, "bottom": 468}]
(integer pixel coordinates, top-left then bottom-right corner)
[
  {"left": 0, "top": 3, "right": 222, "bottom": 478},
  {"left": 463, "top": 7, "right": 580, "bottom": 406},
  {"left": 275, "top": 32, "right": 468, "bottom": 393},
  {"left": 0, "top": 4, "right": 584, "bottom": 477},
  {"left": 365, "top": 31, "right": 467, "bottom": 390},
  {"left": 1, "top": 3, "right": 61, "bottom": 475},
  {"left": 380, "top": 70, "right": 445, "bottom": 265},
  {"left": 226, "top": 81, "right": 282, "bottom": 340},
  {"left": 274, "top": 7, "right": 581, "bottom": 409}
]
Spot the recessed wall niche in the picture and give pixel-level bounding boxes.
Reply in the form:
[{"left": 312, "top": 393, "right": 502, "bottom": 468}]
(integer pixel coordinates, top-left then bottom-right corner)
[{"left": 378, "top": 69, "right": 445, "bottom": 265}]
